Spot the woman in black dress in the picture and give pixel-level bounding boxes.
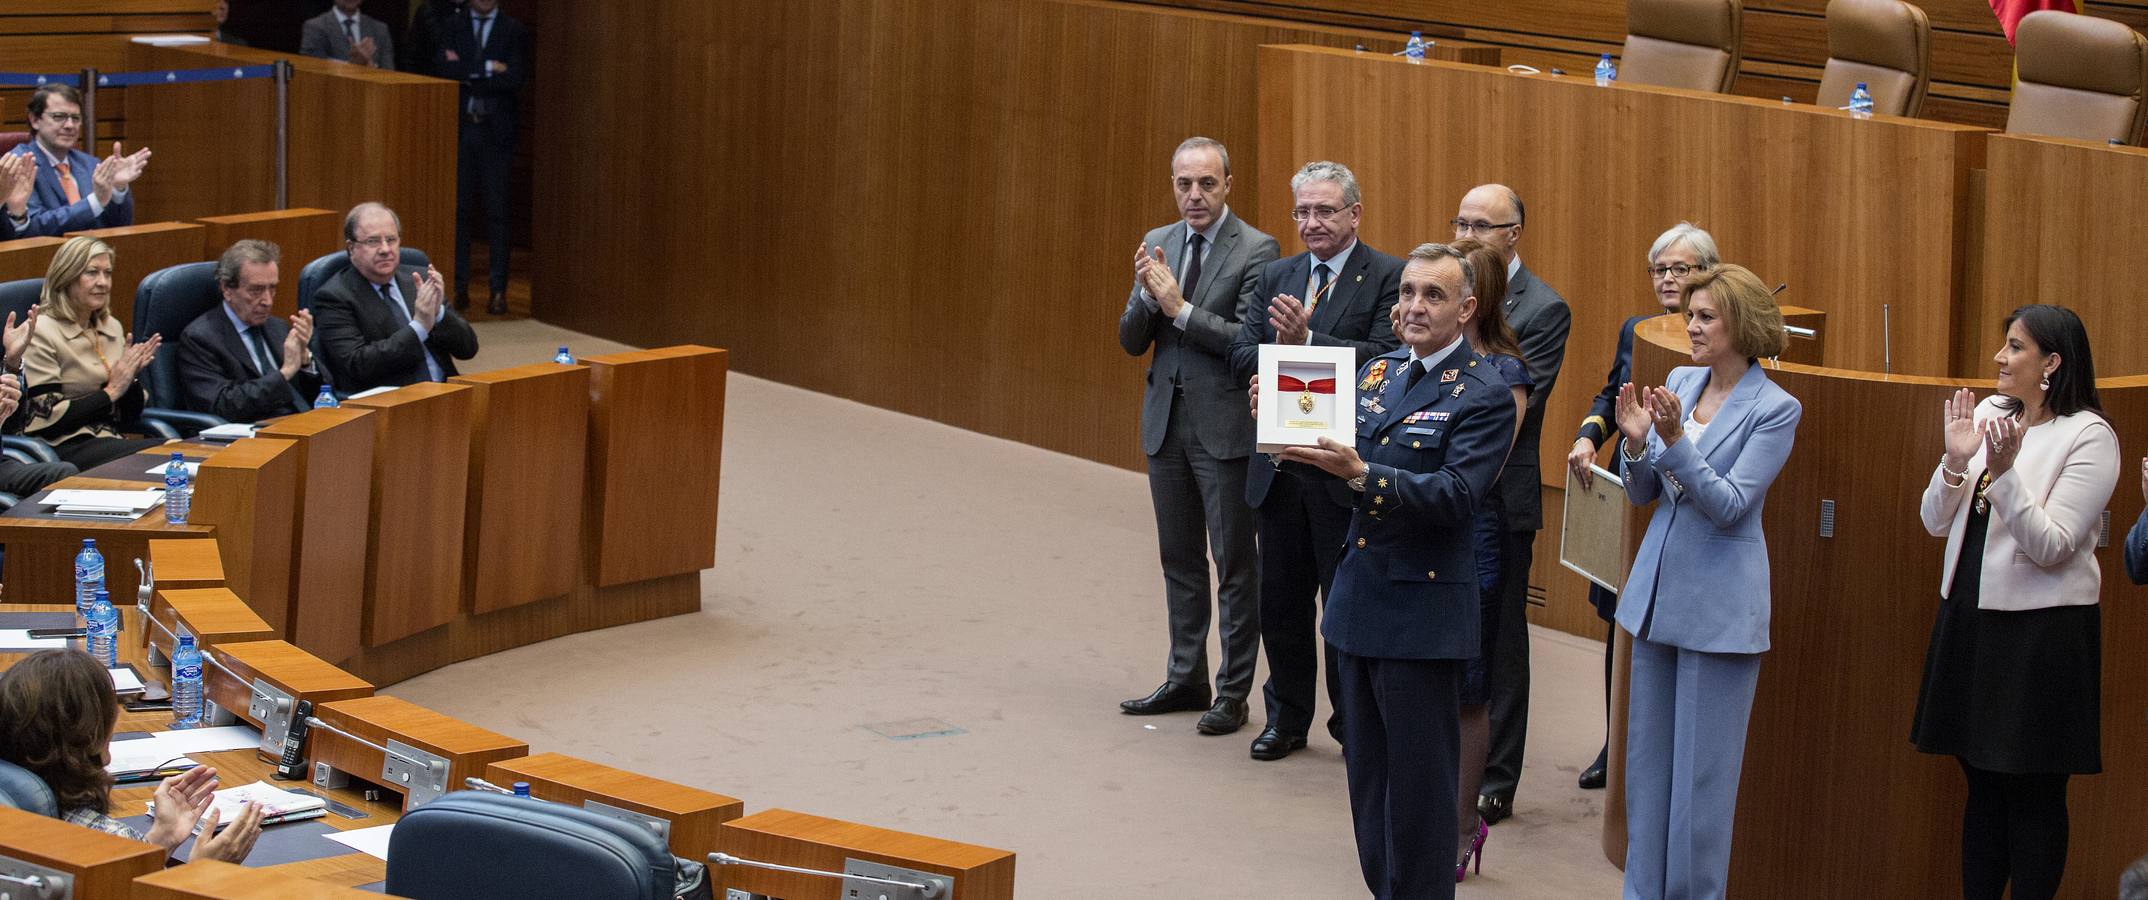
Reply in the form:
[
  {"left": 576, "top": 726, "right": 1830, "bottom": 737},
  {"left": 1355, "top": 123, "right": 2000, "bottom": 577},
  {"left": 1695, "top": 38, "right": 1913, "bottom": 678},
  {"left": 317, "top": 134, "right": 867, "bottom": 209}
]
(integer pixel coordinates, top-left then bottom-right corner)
[{"left": 1915, "top": 304, "right": 2117, "bottom": 900}]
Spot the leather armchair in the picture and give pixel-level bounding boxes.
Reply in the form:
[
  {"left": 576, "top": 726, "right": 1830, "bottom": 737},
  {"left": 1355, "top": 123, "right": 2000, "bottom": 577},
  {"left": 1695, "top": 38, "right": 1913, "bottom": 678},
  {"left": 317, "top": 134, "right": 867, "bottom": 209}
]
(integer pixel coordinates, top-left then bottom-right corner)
[
  {"left": 384, "top": 792, "right": 679, "bottom": 900},
  {"left": 130, "top": 261, "right": 228, "bottom": 436},
  {"left": 1817, "top": 0, "right": 1931, "bottom": 117},
  {"left": 1619, "top": 0, "right": 1743, "bottom": 93},
  {"left": 0, "top": 758, "right": 58, "bottom": 816},
  {"left": 2007, "top": 10, "right": 2148, "bottom": 145}
]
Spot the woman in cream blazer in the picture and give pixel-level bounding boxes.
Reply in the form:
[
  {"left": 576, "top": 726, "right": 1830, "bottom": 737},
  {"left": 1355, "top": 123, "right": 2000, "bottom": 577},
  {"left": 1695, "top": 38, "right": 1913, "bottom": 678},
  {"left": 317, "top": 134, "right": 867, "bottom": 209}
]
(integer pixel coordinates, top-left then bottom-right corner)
[
  {"left": 1915, "top": 304, "right": 2115, "bottom": 900},
  {"left": 22, "top": 236, "right": 165, "bottom": 470}
]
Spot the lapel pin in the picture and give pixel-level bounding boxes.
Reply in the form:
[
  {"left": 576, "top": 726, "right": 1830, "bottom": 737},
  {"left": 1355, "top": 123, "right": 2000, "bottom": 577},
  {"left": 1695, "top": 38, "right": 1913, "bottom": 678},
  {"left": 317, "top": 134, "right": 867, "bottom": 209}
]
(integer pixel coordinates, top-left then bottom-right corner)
[{"left": 1440, "top": 369, "right": 1458, "bottom": 383}]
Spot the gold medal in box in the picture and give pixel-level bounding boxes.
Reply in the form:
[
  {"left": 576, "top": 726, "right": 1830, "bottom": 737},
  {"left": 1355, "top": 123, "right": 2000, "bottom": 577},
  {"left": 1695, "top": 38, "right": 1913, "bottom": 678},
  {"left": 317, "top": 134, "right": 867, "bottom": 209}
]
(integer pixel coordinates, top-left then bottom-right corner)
[{"left": 1274, "top": 362, "right": 1339, "bottom": 429}]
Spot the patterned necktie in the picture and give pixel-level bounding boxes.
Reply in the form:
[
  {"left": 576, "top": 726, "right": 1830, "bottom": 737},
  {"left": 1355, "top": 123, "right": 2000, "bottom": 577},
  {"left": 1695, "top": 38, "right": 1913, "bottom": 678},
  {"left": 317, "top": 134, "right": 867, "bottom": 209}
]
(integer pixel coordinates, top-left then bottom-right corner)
[
  {"left": 344, "top": 17, "right": 359, "bottom": 46},
  {"left": 55, "top": 159, "right": 80, "bottom": 205},
  {"left": 1180, "top": 234, "right": 1203, "bottom": 304},
  {"left": 1307, "top": 263, "right": 1331, "bottom": 318}
]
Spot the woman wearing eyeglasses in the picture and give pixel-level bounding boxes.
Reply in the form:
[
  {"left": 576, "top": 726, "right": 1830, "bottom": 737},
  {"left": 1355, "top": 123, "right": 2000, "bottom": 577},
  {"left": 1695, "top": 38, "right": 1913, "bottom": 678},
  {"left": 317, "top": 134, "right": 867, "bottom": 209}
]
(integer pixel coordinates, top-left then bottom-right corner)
[
  {"left": 1562, "top": 222, "right": 1718, "bottom": 790},
  {"left": 1916, "top": 305, "right": 2114, "bottom": 900}
]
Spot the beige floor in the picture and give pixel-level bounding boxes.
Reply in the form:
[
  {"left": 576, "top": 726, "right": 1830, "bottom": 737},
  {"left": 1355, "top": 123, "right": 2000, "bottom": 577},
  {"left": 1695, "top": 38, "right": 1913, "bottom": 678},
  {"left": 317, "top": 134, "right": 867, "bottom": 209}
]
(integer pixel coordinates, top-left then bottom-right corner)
[{"left": 396, "top": 320, "right": 1628, "bottom": 898}]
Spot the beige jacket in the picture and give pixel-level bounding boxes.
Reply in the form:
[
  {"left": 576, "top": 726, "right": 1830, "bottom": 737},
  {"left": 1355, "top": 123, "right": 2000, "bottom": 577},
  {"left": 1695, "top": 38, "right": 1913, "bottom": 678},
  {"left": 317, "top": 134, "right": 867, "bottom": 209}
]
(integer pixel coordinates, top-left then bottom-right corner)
[
  {"left": 23, "top": 309, "right": 146, "bottom": 446},
  {"left": 1920, "top": 395, "right": 2119, "bottom": 610}
]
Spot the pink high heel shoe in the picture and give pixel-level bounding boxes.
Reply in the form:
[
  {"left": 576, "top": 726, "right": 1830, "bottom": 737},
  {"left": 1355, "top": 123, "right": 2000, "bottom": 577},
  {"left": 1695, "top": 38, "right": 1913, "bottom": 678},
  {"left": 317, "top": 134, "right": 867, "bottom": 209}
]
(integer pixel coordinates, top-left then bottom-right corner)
[{"left": 1456, "top": 818, "right": 1489, "bottom": 882}]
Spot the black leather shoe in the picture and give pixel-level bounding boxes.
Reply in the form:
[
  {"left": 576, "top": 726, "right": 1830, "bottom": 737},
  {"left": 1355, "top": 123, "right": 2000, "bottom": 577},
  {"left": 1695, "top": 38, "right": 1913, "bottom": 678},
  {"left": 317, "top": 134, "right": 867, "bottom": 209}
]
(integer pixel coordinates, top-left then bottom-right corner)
[
  {"left": 1579, "top": 762, "right": 1607, "bottom": 790},
  {"left": 1196, "top": 697, "right": 1248, "bottom": 735},
  {"left": 487, "top": 291, "right": 508, "bottom": 316},
  {"left": 1477, "top": 793, "right": 1513, "bottom": 825},
  {"left": 1120, "top": 682, "right": 1210, "bottom": 715},
  {"left": 1249, "top": 726, "right": 1307, "bottom": 760}
]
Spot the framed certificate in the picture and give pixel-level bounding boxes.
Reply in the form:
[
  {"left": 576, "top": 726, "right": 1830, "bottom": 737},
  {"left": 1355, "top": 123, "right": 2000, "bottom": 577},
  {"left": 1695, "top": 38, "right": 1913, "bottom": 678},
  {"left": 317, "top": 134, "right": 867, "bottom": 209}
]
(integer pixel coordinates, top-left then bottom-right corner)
[
  {"left": 1558, "top": 463, "right": 1628, "bottom": 591},
  {"left": 1256, "top": 344, "right": 1358, "bottom": 454}
]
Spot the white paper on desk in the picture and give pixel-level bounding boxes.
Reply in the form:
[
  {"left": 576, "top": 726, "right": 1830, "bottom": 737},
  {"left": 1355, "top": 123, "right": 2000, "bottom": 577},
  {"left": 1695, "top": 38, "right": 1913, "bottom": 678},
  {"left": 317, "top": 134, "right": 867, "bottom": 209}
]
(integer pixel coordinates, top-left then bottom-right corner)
[
  {"left": 195, "top": 423, "right": 259, "bottom": 441},
  {"left": 143, "top": 462, "right": 200, "bottom": 477},
  {"left": 105, "top": 739, "right": 192, "bottom": 775},
  {"left": 326, "top": 824, "right": 395, "bottom": 860},
  {"left": 0, "top": 630, "right": 69, "bottom": 650},
  {"left": 108, "top": 667, "right": 144, "bottom": 692},
  {"left": 347, "top": 385, "right": 397, "bottom": 400},
  {"left": 132, "top": 34, "right": 211, "bottom": 46},
  {"left": 147, "top": 724, "right": 262, "bottom": 755},
  {"left": 42, "top": 489, "right": 165, "bottom": 511}
]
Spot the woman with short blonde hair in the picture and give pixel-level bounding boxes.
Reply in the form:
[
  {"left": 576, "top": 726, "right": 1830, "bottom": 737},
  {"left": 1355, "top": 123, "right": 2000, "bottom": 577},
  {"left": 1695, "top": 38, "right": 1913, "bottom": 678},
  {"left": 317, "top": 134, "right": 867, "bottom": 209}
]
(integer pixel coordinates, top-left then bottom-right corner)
[{"left": 23, "top": 236, "right": 167, "bottom": 469}]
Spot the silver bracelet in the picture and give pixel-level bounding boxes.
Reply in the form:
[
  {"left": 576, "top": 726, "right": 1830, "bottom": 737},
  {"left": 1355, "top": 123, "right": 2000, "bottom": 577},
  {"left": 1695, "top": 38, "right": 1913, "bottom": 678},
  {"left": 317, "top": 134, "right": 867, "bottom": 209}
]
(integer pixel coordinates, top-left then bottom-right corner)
[
  {"left": 1620, "top": 440, "right": 1646, "bottom": 464},
  {"left": 1939, "top": 455, "right": 1969, "bottom": 486}
]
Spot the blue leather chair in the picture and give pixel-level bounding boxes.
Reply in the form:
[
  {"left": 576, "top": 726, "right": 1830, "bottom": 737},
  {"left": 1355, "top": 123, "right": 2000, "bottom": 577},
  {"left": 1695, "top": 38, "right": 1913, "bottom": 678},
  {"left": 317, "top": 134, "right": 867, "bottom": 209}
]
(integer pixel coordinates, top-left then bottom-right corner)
[
  {"left": 297, "top": 248, "right": 431, "bottom": 394},
  {"left": 385, "top": 792, "right": 678, "bottom": 900},
  {"left": 0, "top": 277, "right": 39, "bottom": 324},
  {"left": 128, "top": 262, "right": 228, "bottom": 436},
  {"left": 0, "top": 758, "right": 58, "bottom": 817}
]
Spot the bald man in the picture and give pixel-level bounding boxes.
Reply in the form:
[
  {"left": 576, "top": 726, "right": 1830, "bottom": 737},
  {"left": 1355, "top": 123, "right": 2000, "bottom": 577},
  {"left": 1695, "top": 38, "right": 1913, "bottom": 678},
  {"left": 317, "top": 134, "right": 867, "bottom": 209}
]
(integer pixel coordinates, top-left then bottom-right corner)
[{"left": 1450, "top": 184, "right": 1570, "bottom": 825}]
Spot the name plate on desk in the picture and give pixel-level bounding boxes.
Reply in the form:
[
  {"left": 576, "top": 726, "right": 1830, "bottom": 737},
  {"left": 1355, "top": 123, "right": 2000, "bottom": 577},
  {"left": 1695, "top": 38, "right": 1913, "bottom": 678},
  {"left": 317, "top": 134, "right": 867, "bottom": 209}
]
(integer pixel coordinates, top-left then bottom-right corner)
[{"left": 1256, "top": 344, "right": 1357, "bottom": 454}]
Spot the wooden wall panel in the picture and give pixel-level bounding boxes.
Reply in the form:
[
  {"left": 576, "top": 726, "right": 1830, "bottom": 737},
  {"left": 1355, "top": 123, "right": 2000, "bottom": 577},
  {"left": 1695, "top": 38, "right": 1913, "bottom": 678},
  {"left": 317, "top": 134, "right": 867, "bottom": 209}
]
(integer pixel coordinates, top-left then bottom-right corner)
[
  {"left": 534, "top": 0, "right": 1490, "bottom": 471},
  {"left": 1151, "top": 0, "right": 2148, "bottom": 129},
  {"left": 451, "top": 362, "right": 589, "bottom": 614},
  {"left": 345, "top": 383, "right": 472, "bottom": 646},
  {"left": 189, "top": 436, "right": 299, "bottom": 637},
  {"left": 1624, "top": 316, "right": 2148, "bottom": 900}
]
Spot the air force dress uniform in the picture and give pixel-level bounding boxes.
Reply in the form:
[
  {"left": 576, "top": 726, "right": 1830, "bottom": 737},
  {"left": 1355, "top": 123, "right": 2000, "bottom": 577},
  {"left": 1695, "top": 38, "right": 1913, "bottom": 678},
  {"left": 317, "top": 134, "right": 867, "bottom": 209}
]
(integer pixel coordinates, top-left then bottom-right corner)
[{"left": 1303, "top": 338, "right": 1515, "bottom": 900}]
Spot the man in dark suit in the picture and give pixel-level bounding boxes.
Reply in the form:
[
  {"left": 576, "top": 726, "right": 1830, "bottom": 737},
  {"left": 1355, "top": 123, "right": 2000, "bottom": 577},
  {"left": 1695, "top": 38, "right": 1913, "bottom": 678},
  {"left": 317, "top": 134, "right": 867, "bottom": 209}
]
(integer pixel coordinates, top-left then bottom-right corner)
[
  {"left": 1116, "top": 137, "right": 1279, "bottom": 735},
  {"left": 1452, "top": 184, "right": 1570, "bottom": 824},
  {"left": 1276, "top": 242, "right": 1516, "bottom": 899},
  {"left": 312, "top": 202, "right": 479, "bottom": 393},
  {"left": 301, "top": 0, "right": 396, "bottom": 69},
  {"left": 7, "top": 84, "right": 151, "bottom": 238},
  {"left": 177, "top": 240, "right": 322, "bottom": 421},
  {"left": 1227, "top": 160, "right": 1402, "bottom": 760},
  {"left": 438, "top": 0, "right": 527, "bottom": 315}
]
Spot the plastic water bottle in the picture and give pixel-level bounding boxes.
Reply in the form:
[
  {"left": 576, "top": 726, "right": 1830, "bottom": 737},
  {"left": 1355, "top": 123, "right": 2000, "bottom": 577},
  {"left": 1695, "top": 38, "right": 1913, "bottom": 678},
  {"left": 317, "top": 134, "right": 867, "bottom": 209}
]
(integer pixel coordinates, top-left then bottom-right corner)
[
  {"left": 553, "top": 346, "right": 574, "bottom": 365},
  {"left": 1849, "top": 82, "right": 1874, "bottom": 119},
  {"left": 73, "top": 538, "right": 104, "bottom": 622},
  {"left": 313, "top": 385, "right": 339, "bottom": 409},
  {"left": 171, "top": 634, "right": 204, "bottom": 729},
  {"left": 1594, "top": 53, "right": 1617, "bottom": 87},
  {"left": 87, "top": 591, "right": 118, "bottom": 668},
  {"left": 1404, "top": 31, "right": 1425, "bottom": 64},
  {"left": 511, "top": 781, "right": 532, "bottom": 799},
  {"left": 163, "top": 452, "right": 190, "bottom": 525}
]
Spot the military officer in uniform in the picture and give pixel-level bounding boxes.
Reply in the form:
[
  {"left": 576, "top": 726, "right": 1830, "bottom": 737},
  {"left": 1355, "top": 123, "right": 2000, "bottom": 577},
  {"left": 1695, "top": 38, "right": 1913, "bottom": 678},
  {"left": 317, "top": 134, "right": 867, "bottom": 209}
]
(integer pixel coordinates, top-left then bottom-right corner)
[{"left": 1267, "top": 242, "right": 1516, "bottom": 900}]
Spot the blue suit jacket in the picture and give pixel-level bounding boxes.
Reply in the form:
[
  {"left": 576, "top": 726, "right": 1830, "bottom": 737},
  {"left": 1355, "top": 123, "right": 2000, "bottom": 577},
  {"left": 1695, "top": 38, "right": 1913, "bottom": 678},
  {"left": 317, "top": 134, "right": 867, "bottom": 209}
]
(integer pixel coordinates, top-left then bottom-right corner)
[
  {"left": 1317, "top": 339, "right": 1517, "bottom": 661},
  {"left": 1617, "top": 363, "right": 1801, "bottom": 653},
  {"left": 8, "top": 145, "right": 132, "bottom": 237}
]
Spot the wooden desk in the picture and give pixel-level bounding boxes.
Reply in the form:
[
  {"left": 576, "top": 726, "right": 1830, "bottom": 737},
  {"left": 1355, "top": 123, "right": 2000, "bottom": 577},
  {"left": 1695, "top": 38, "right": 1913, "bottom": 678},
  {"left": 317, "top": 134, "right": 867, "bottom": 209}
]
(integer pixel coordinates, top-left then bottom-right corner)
[
  {"left": 342, "top": 383, "right": 473, "bottom": 646},
  {"left": 134, "top": 858, "right": 382, "bottom": 899},
  {"left": 0, "top": 235, "right": 67, "bottom": 283},
  {"left": 150, "top": 537, "right": 227, "bottom": 592},
  {"left": 0, "top": 805, "right": 166, "bottom": 898},
  {"left": 450, "top": 363, "right": 589, "bottom": 615},
  {"left": 310, "top": 695, "right": 528, "bottom": 812},
  {"left": 67, "top": 221, "right": 208, "bottom": 328},
  {"left": 1614, "top": 316, "right": 2148, "bottom": 898},
  {"left": 485, "top": 752, "right": 744, "bottom": 859},
  {"left": 189, "top": 438, "right": 300, "bottom": 636},
  {"left": 717, "top": 809, "right": 1016, "bottom": 900},
  {"left": 195, "top": 209, "right": 342, "bottom": 319},
  {"left": 254, "top": 407, "right": 375, "bottom": 666},
  {"left": 1977, "top": 133, "right": 2148, "bottom": 376},
  {"left": 0, "top": 476, "right": 211, "bottom": 604},
  {"left": 584, "top": 346, "right": 726, "bottom": 587},
  {"left": 125, "top": 42, "right": 460, "bottom": 290}
]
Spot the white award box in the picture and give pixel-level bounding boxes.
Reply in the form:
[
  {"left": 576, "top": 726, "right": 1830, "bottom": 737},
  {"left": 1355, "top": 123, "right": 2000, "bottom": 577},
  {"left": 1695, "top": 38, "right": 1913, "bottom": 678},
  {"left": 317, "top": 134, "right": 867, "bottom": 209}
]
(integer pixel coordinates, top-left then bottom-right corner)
[{"left": 1256, "top": 343, "right": 1359, "bottom": 454}]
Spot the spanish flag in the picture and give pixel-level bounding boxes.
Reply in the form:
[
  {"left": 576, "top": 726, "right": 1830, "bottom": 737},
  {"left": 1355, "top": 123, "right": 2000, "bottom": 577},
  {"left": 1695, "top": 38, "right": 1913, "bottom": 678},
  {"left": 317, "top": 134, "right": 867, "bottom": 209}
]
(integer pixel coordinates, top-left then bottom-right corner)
[{"left": 1991, "top": 0, "right": 2081, "bottom": 44}]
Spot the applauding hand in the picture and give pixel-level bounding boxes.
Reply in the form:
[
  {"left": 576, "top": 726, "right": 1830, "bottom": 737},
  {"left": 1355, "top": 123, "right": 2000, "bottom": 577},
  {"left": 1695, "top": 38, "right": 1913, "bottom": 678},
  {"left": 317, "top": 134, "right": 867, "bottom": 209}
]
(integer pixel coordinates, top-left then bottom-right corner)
[{"left": 1942, "top": 388, "right": 1980, "bottom": 473}]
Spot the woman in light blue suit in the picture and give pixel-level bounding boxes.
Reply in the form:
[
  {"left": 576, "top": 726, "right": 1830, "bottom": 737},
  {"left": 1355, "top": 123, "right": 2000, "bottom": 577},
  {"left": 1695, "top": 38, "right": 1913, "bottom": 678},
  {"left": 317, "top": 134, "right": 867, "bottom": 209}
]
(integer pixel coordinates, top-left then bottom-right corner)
[{"left": 1613, "top": 264, "right": 1801, "bottom": 900}]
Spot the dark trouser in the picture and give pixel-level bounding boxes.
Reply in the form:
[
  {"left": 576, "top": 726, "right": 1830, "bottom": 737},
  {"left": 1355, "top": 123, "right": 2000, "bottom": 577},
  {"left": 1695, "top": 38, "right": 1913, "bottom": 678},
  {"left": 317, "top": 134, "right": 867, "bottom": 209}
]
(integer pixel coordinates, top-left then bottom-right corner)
[
  {"left": 455, "top": 115, "right": 515, "bottom": 296},
  {"left": 1481, "top": 528, "right": 1536, "bottom": 800},
  {"left": 0, "top": 458, "right": 76, "bottom": 498},
  {"left": 1145, "top": 401, "right": 1259, "bottom": 699},
  {"left": 1256, "top": 473, "right": 1352, "bottom": 739},
  {"left": 1338, "top": 650, "right": 1460, "bottom": 900},
  {"left": 1959, "top": 761, "right": 2070, "bottom": 900},
  {"left": 54, "top": 436, "right": 165, "bottom": 473}
]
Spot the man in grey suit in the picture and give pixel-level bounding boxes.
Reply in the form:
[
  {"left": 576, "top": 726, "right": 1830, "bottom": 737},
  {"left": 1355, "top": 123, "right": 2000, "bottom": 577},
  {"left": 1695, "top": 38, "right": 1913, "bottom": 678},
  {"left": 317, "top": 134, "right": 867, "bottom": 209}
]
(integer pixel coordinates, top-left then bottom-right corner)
[
  {"left": 1453, "top": 183, "right": 1571, "bottom": 824},
  {"left": 1116, "top": 137, "right": 1280, "bottom": 735},
  {"left": 1228, "top": 161, "right": 1404, "bottom": 761},
  {"left": 301, "top": 0, "right": 396, "bottom": 69}
]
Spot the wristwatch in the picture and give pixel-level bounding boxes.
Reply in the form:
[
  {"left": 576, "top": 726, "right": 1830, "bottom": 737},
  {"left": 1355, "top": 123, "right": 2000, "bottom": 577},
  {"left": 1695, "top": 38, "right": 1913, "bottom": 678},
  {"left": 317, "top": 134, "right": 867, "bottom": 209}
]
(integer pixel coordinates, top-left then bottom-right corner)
[{"left": 1347, "top": 468, "right": 1368, "bottom": 492}]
